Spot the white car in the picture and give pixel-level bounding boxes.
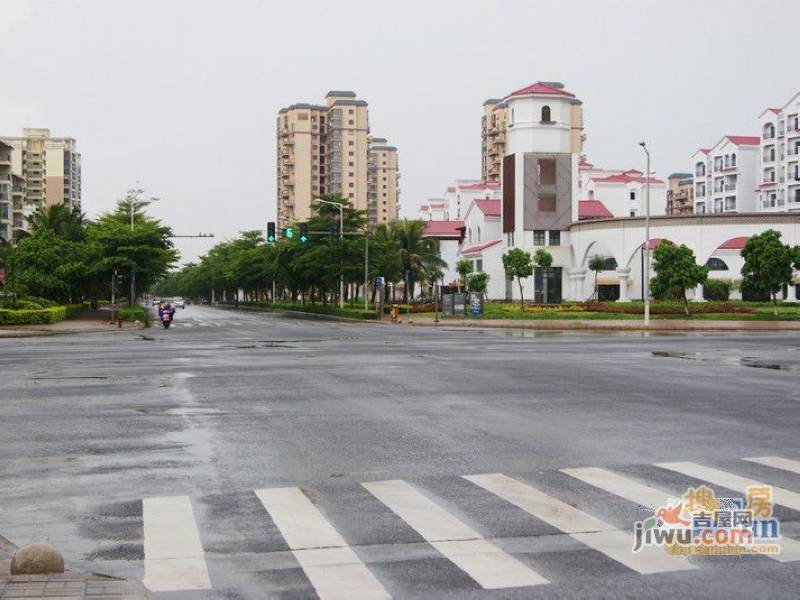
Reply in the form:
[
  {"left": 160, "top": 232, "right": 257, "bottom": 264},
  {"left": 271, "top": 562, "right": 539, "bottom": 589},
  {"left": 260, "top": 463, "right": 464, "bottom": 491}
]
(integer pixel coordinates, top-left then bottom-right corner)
[{"left": 173, "top": 297, "right": 185, "bottom": 309}]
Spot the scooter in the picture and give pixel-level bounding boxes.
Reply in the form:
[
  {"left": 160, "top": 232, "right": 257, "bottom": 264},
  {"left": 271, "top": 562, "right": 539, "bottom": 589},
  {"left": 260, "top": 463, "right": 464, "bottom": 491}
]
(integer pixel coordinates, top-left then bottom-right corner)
[{"left": 161, "top": 311, "right": 173, "bottom": 329}]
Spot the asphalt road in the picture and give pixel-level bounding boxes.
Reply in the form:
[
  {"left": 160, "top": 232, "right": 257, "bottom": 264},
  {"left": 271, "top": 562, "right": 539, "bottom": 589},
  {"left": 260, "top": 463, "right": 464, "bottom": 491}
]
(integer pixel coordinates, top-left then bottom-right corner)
[{"left": 1, "top": 304, "right": 798, "bottom": 599}]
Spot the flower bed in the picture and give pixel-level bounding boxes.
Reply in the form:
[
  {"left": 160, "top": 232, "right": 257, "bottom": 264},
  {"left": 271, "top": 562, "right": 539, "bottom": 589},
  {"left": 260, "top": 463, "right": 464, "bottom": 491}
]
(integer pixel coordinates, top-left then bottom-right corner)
[{"left": 582, "top": 302, "right": 752, "bottom": 315}]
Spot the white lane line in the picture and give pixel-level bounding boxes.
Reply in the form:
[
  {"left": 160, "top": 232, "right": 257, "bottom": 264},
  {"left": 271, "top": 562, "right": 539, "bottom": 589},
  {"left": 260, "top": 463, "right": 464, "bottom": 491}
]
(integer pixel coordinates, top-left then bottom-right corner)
[
  {"left": 143, "top": 495, "right": 211, "bottom": 592},
  {"left": 656, "top": 461, "right": 800, "bottom": 512},
  {"left": 561, "top": 467, "right": 673, "bottom": 511},
  {"left": 255, "top": 487, "right": 390, "bottom": 600},
  {"left": 744, "top": 456, "right": 800, "bottom": 475},
  {"left": 564, "top": 467, "right": 800, "bottom": 563},
  {"left": 362, "top": 479, "right": 547, "bottom": 589},
  {"left": 465, "top": 473, "right": 694, "bottom": 574}
]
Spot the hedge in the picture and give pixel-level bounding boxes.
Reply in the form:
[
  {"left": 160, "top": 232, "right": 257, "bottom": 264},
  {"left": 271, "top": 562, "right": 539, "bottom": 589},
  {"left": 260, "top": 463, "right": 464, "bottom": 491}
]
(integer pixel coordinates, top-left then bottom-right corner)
[
  {"left": 224, "top": 301, "right": 378, "bottom": 320},
  {"left": 0, "top": 303, "right": 86, "bottom": 325}
]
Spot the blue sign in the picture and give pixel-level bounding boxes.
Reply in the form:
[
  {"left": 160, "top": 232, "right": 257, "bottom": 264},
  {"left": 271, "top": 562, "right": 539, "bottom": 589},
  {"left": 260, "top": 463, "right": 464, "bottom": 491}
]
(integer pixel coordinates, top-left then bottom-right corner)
[{"left": 374, "top": 276, "right": 384, "bottom": 286}]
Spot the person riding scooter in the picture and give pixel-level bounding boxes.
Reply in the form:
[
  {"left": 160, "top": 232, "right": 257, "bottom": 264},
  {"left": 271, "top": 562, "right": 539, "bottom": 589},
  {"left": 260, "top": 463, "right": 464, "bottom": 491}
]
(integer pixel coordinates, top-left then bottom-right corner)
[{"left": 159, "top": 302, "right": 176, "bottom": 328}]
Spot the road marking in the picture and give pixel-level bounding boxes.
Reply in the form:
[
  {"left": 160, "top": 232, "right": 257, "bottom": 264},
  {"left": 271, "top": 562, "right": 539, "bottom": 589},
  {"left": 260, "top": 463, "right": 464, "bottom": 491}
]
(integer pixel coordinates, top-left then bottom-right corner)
[
  {"left": 744, "top": 456, "right": 800, "bottom": 475},
  {"left": 564, "top": 466, "right": 800, "bottom": 562},
  {"left": 561, "top": 467, "right": 672, "bottom": 510},
  {"left": 142, "top": 495, "right": 211, "bottom": 592},
  {"left": 464, "top": 473, "right": 694, "bottom": 574},
  {"left": 362, "top": 479, "right": 547, "bottom": 589},
  {"left": 656, "top": 461, "right": 800, "bottom": 511},
  {"left": 255, "top": 487, "right": 390, "bottom": 600}
]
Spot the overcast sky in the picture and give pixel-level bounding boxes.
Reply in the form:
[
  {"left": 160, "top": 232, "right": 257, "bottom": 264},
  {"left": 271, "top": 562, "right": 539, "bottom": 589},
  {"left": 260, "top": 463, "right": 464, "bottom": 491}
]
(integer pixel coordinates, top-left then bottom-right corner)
[{"left": 2, "top": 0, "right": 798, "bottom": 263}]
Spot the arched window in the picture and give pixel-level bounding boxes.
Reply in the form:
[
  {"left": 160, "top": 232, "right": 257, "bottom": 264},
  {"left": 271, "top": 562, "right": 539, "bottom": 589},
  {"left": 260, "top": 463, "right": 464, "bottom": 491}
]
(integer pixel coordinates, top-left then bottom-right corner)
[
  {"left": 541, "top": 105, "right": 551, "bottom": 122},
  {"left": 468, "top": 228, "right": 472, "bottom": 244},
  {"left": 477, "top": 226, "right": 481, "bottom": 242},
  {"left": 603, "top": 257, "right": 618, "bottom": 271},
  {"left": 588, "top": 190, "right": 595, "bottom": 199},
  {"left": 705, "top": 257, "right": 729, "bottom": 271}
]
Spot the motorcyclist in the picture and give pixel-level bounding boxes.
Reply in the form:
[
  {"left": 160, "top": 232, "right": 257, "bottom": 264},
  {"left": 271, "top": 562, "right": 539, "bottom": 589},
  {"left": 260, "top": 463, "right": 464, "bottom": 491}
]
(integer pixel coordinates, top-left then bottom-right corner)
[{"left": 159, "top": 302, "right": 176, "bottom": 321}]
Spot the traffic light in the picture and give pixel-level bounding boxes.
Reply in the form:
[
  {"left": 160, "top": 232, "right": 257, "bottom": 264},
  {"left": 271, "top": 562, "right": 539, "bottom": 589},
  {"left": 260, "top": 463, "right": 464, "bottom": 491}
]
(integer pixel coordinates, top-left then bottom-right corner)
[
  {"left": 330, "top": 225, "right": 339, "bottom": 243},
  {"left": 267, "top": 222, "right": 276, "bottom": 243},
  {"left": 285, "top": 227, "right": 294, "bottom": 239},
  {"left": 299, "top": 223, "right": 308, "bottom": 243}
]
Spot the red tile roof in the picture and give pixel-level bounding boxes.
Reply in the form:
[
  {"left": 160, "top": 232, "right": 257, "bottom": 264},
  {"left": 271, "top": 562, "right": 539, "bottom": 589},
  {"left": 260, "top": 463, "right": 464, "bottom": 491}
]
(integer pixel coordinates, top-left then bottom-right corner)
[
  {"left": 458, "top": 182, "right": 501, "bottom": 191},
  {"left": 717, "top": 236, "right": 749, "bottom": 250},
  {"left": 424, "top": 220, "right": 465, "bottom": 238},
  {"left": 699, "top": 148, "right": 711, "bottom": 155},
  {"left": 578, "top": 200, "right": 613, "bottom": 220},
  {"left": 506, "top": 81, "right": 576, "bottom": 100},
  {"left": 461, "top": 239, "right": 502, "bottom": 255},
  {"left": 767, "top": 108, "right": 782, "bottom": 114},
  {"left": 591, "top": 173, "right": 665, "bottom": 185},
  {"left": 474, "top": 199, "right": 501, "bottom": 217},
  {"left": 642, "top": 238, "right": 666, "bottom": 250},
  {"left": 725, "top": 135, "right": 760, "bottom": 146}
]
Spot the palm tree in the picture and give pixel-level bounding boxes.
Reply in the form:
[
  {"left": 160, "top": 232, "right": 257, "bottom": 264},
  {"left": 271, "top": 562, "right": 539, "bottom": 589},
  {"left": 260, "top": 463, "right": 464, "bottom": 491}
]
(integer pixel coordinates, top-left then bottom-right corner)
[
  {"left": 392, "top": 220, "right": 446, "bottom": 303},
  {"left": 588, "top": 255, "right": 606, "bottom": 301},
  {"left": 29, "top": 203, "right": 85, "bottom": 241}
]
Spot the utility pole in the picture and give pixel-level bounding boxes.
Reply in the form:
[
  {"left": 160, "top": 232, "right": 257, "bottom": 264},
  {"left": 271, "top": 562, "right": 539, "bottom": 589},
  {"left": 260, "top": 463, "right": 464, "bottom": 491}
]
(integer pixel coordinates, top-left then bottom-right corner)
[{"left": 639, "top": 141, "right": 651, "bottom": 327}]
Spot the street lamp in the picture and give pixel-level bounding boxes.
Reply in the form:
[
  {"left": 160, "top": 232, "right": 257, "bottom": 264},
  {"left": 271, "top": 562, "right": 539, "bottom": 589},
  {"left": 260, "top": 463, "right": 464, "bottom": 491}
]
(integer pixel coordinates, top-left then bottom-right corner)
[
  {"left": 315, "top": 198, "right": 344, "bottom": 309},
  {"left": 639, "top": 142, "right": 651, "bottom": 326},
  {"left": 128, "top": 193, "right": 159, "bottom": 311}
]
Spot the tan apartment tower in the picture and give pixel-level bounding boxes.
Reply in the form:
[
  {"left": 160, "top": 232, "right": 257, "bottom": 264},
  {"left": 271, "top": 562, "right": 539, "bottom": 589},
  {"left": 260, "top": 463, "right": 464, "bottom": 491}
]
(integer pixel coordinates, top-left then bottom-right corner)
[
  {"left": 277, "top": 91, "right": 374, "bottom": 229},
  {"left": 2, "top": 128, "right": 82, "bottom": 216},
  {"left": 368, "top": 137, "right": 400, "bottom": 226},
  {"left": 481, "top": 86, "right": 585, "bottom": 183}
]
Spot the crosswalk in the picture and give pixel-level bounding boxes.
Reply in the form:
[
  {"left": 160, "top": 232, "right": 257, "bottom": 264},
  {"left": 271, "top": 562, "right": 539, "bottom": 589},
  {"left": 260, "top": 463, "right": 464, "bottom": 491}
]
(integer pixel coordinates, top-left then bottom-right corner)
[{"left": 136, "top": 456, "right": 800, "bottom": 596}]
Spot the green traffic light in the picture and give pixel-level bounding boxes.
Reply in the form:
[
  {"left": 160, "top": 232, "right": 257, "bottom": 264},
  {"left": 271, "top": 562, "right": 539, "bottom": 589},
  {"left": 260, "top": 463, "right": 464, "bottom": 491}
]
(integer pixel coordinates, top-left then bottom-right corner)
[
  {"left": 286, "top": 228, "right": 294, "bottom": 239},
  {"left": 300, "top": 235, "right": 308, "bottom": 243}
]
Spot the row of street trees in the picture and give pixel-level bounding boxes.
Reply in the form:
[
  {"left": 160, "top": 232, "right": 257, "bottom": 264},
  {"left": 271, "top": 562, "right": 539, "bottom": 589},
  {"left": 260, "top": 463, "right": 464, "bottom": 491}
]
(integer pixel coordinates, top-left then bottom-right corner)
[
  {"left": 0, "top": 190, "right": 177, "bottom": 307},
  {"left": 155, "top": 196, "right": 446, "bottom": 305}
]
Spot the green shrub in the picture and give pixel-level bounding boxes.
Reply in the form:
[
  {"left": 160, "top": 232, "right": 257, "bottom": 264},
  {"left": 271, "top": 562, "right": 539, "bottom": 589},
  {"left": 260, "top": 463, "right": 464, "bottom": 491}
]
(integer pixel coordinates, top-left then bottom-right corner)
[
  {"left": 1, "top": 300, "right": 44, "bottom": 310},
  {"left": 703, "top": 279, "right": 732, "bottom": 302},
  {"left": 0, "top": 303, "right": 85, "bottom": 325}
]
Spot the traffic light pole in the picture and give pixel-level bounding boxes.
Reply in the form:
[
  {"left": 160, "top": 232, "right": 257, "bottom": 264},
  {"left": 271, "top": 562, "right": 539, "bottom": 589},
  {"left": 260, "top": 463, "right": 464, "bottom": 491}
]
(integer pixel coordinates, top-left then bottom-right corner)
[{"left": 314, "top": 199, "right": 344, "bottom": 309}]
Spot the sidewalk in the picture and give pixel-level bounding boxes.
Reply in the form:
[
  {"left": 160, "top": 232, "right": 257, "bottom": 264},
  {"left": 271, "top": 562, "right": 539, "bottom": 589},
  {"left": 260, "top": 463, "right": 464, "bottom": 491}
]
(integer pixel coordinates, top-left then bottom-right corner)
[
  {"left": 0, "top": 535, "right": 150, "bottom": 599},
  {"left": 0, "top": 311, "right": 144, "bottom": 338},
  {"left": 400, "top": 316, "right": 800, "bottom": 332}
]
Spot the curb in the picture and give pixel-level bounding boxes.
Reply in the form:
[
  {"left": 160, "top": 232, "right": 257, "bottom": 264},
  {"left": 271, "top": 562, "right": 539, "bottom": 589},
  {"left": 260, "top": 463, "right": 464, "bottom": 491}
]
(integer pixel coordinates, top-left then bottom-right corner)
[{"left": 402, "top": 318, "right": 800, "bottom": 332}]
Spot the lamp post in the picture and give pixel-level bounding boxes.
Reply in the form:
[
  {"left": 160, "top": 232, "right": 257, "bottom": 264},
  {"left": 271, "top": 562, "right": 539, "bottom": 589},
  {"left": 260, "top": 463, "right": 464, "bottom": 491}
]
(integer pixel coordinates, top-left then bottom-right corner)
[
  {"left": 315, "top": 198, "right": 344, "bottom": 309},
  {"left": 639, "top": 142, "right": 651, "bottom": 326}
]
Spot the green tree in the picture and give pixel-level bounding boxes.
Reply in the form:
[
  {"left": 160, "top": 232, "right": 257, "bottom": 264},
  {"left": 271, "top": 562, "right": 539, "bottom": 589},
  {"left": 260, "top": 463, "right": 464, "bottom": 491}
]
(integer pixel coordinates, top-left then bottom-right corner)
[
  {"left": 392, "top": 219, "right": 445, "bottom": 302},
  {"left": 456, "top": 259, "right": 474, "bottom": 292},
  {"left": 87, "top": 191, "right": 178, "bottom": 305},
  {"left": 533, "top": 249, "right": 553, "bottom": 304},
  {"left": 741, "top": 229, "right": 795, "bottom": 314},
  {"left": 466, "top": 271, "right": 489, "bottom": 295},
  {"left": 29, "top": 203, "right": 86, "bottom": 242},
  {"left": 650, "top": 240, "right": 708, "bottom": 315},
  {"left": 588, "top": 255, "right": 606, "bottom": 301},
  {"left": 502, "top": 248, "right": 533, "bottom": 309},
  {"left": 14, "top": 228, "right": 88, "bottom": 303}
]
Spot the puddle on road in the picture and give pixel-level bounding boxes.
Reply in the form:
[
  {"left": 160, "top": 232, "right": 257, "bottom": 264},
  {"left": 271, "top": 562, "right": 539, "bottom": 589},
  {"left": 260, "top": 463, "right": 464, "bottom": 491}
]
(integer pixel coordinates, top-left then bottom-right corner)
[{"left": 652, "top": 351, "right": 800, "bottom": 371}]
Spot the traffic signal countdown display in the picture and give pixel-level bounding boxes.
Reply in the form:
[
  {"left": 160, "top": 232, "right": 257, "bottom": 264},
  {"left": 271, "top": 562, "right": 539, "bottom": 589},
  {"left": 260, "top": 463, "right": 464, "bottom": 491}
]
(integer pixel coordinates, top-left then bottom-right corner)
[{"left": 267, "top": 222, "right": 310, "bottom": 243}]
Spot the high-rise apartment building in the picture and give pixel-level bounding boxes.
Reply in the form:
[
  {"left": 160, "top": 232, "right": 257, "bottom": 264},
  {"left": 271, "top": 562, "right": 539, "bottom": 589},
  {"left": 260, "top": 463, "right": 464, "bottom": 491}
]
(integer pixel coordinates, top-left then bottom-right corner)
[
  {"left": 2, "top": 128, "right": 82, "bottom": 216},
  {"left": 481, "top": 100, "right": 507, "bottom": 183},
  {"left": 367, "top": 137, "right": 400, "bottom": 225},
  {"left": 482, "top": 83, "right": 584, "bottom": 184},
  {"left": 276, "top": 91, "right": 396, "bottom": 229}
]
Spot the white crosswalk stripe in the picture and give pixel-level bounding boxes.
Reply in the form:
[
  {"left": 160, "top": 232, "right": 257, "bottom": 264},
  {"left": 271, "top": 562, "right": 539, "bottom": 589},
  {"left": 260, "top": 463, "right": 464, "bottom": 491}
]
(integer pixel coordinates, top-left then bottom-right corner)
[
  {"left": 562, "top": 466, "right": 800, "bottom": 563},
  {"left": 465, "top": 473, "right": 694, "bottom": 574},
  {"left": 744, "top": 456, "right": 800, "bottom": 475},
  {"left": 142, "top": 495, "right": 211, "bottom": 592},
  {"left": 255, "top": 487, "right": 390, "bottom": 600},
  {"left": 656, "top": 461, "right": 800, "bottom": 512},
  {"left": 363, "top": 479, "right": 548, "bottom": 589}
]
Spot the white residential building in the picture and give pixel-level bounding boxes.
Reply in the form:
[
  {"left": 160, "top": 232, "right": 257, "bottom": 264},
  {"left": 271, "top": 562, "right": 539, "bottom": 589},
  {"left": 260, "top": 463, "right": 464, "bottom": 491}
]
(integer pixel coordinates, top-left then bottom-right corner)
[
  {"left": 692, "top": 136, "right": 760, "bottom": 214},
  {"left": 758, "top": 92, "right": 800, "bottom": 212},
  {"left": 580, "top": 163, "right": 668, "bottom": 218}
]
